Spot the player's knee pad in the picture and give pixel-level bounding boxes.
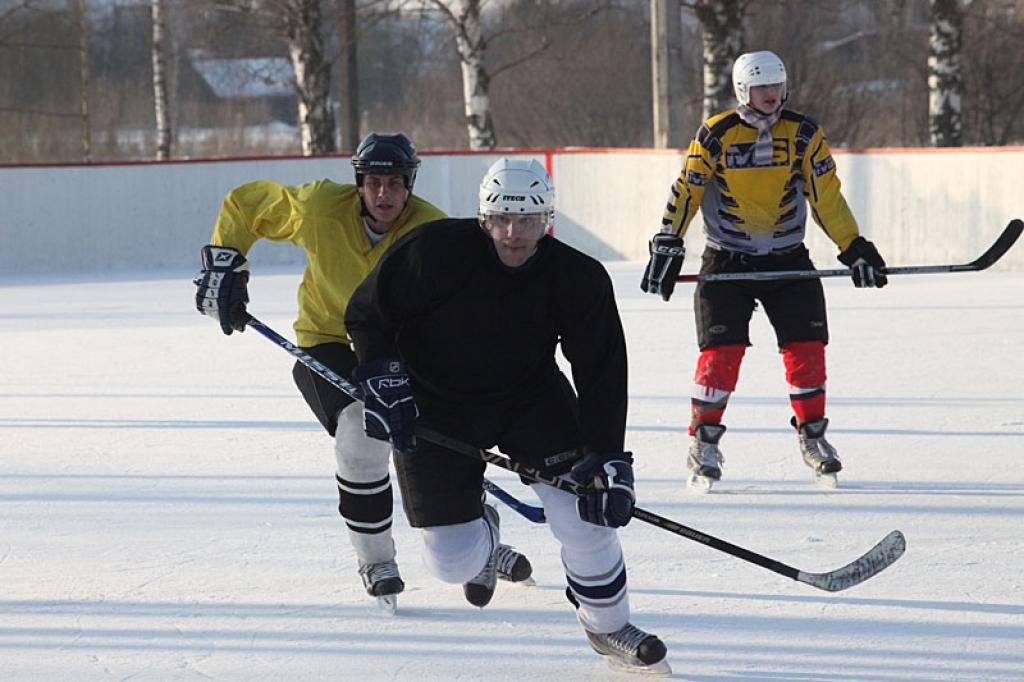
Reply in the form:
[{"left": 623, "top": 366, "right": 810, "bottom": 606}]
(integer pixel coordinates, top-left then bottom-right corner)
[
  {"left": 334, "top": 402, "right": 391, "bottom": 480},
  {"left": 694, "top": 344, "right": 746, "bottom": 392},
  {"left": 782, "top": 340, "right": 826, "bottom": 388},
  {"left": 532, "top": 483, "right": 619, "bottom": 564},
  {"left": 421, "top": 519, "right": 494, "bottom": 584}
]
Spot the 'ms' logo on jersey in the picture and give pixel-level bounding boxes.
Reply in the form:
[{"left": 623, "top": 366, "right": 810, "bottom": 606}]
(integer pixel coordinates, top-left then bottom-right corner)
[
  {"left": 725, "top": 140, "right": 790, "bottom": 169},
  {"left": 813, "top": 156, "right": 835, "bottom": 177}
]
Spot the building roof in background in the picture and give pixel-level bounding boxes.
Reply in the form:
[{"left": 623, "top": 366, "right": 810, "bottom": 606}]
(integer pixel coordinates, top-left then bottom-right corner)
[{"left": 190, "top": 57, "right": 293, "bottom": 98}]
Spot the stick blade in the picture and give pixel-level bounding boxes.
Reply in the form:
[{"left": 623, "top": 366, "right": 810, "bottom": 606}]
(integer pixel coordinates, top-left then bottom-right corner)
[
  {"left": 797, "top": 530, "right": 906, "bottom": 592},
  {"left": 970, "top": 219, "right": 1023, "bottom": 270}
]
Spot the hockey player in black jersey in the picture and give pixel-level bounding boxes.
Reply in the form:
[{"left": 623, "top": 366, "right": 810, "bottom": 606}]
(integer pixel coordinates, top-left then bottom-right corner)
[{"left": 345, "top": 158, "right": 670, "bottom": 675}]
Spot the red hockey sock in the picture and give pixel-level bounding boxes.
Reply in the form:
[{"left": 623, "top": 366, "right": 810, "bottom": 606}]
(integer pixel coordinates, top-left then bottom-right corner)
[
  {"left": 690, "top": 344, "right": 746, "bottom": 434},
  {"left": 782, "top": 341, "right": 826, "bottom": 425}
]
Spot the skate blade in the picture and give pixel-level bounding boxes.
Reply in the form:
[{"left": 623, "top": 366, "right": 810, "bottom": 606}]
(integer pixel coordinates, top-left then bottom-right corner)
[
  {"left": 604, "top": 655, "right": 672, "bottom": 677},
  {"left": 687, "top": 473, "right": 714, "bottom": 493},
  {"left": 377, "top": 594, "right": 398, "bottom": 615},
  {"left": 815, "top": 472, "right": 839, "bottom": 489}
]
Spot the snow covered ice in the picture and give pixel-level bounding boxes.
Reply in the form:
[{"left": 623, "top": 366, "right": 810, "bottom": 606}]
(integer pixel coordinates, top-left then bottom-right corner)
[{"left": 1, "top": 264, "right": 1022, "bottom": 680}]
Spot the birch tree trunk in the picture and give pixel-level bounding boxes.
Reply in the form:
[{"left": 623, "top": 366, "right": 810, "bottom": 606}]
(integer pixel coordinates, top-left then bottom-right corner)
[
  {"left": 928, "top": 0, "right": 963, "bottom": 147},
  {"left": 76, "top": 0, "right": 91, "bottom": 162},
  {"left": 431, "top": 0, "right": 495, "bottom": 150},
  {"left": 690, "top": 0, "right": 744, "bottom": 120},
  {"left": 283, "top": 0, "right": 336, "bottom": 154},
  {"left": 151, "top": 0, "right": 171, "bottom": 160},
  {"left": 336, "top": 0, "right": 359, "bottom": 151}
]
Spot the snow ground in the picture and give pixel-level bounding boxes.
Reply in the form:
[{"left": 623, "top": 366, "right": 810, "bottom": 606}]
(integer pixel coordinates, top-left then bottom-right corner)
[{"left": 1, "top": 263, "right": 1022, "bottom": 681}]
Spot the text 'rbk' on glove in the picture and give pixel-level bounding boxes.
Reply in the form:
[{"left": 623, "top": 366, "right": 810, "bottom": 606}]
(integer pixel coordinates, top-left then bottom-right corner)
[
  {"left": 640, "top": 233, "right": 685, "bottom": 301},
  {"left": 352, "top": 358, "right": 418, "bottom": 453},
  {"left": 194, "top": 245, "right": 252, "bottom": 335},
  {"left": 570, "top": 451, "right": 636, "bottom": 528},
  {"left": 838, "top": 236, "right": 888, "bottom": 288}
]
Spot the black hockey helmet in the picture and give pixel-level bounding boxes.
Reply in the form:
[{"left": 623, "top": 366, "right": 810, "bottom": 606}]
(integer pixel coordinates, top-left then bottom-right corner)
[{"left": 351, "top": 132, "right": 420, "bottom": 191}]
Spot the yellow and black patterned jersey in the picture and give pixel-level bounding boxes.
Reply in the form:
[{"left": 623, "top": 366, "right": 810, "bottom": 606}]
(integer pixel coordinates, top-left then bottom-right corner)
[
  {"left": 661, "top": 108, "right": 860, "bottom": 255},
  {"left": 210, "top": 178, "right": 446, "bottom": 347}
]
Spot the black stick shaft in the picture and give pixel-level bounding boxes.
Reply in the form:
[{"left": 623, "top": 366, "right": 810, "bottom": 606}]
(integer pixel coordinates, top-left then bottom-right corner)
[
  {"left": 676, "top": 218, "right": 1022, "bottom": 283},
  {"left": 248, "top": 316, "right": 900, "bottom": 591}
]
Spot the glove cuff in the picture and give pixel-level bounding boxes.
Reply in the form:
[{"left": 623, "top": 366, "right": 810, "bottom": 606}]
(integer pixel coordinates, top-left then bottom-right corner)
[
  {"left": 838, "top": 236, "right": 874, "bottom": 266},
  {"left": 352, "top": 358, "right": 408, "bottom": 382},
  {"left": 201, "top": 244, "right": 250, "bottom": 273}
]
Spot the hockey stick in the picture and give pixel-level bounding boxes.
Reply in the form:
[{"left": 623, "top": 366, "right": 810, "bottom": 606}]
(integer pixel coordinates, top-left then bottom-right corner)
[
  {"left": 483, "top": 479, "right": 546, "bottom": 523},
  {"left": 675, "top": 218, "right": 1022, "bottom": 283},
  {"left": 248, "top": 317, "right": 905, "bottom": 592},
  {"left": 245, "top": 316, "right": 547, "bottom": 525},
  {"left": 416, "top": 426, "right": 905, "bottom": 593}
]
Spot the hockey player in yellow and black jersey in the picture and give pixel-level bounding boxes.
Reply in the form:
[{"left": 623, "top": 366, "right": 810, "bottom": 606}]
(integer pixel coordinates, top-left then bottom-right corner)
[
  {"left": 641, "top": 51, "right": 888, "bottom": 492},
  {"left": 193, "top": 132, "right": 488, "bottom": 614}
]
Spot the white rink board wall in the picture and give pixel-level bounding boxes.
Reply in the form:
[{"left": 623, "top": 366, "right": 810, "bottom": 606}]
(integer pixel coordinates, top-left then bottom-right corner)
[{"left": 1, "top": 147, "right": 1022, "bottom": 275}]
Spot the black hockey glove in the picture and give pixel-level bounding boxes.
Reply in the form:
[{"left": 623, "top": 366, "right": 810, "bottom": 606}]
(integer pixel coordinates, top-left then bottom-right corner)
[
  {"left": 570, "top": 451, "right": 636, "bottom": 528},
  {"left": 352, "top": 359, "right": 418, "bottom": 453},
  {"left": 640, "top": 233, "right": 685, "bottom": 301},
  {"left": 838, "top": 237, "right": 888, "bottom": 288},
  {"left": 194, "top": 245, "right": 251, "bottom": 335}
]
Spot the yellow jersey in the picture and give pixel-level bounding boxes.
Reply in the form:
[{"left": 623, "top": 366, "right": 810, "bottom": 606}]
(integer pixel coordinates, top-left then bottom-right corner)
[
  {"left": 210, "top": 178, "right": 446, "bottom": 346},
  {"left": 661, "top": 108, "right": 860, "bottom": 255}
]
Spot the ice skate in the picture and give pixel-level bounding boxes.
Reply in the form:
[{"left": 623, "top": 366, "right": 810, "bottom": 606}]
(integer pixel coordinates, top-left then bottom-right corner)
[
  {"left": 475, "top": 491, "right": 535, "bottom": 586},
  {"left": 495, "top": 543, "right": 535, "bottom": 587},
  {"left": 462, "top": 504, "right": 521, "bottom": 607},
  {"left": 687, "top": 423, "right": 726, "bottom": 493},
  {"left": 586, "top": 623, "right": 672, "bottom": 676},
  {"left": 793, "top": 417, "right": 842, "bottom": 488},
  {"left": 359, "top": 560, "right": 405, "bottom": 615}
]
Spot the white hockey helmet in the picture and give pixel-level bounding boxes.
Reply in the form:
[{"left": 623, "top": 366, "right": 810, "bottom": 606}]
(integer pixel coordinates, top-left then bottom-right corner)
[
  {"left": 732, "top": 50, "right": 787, "bottom": 107},
  {"left": 478, "top": 158, "right": 554, "bottom": 226}
]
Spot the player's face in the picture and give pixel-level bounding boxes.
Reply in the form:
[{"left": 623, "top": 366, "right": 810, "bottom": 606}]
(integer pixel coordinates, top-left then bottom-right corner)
[
  {"left": 483, "top": 213, "right": 547, "bottom": 267},
  {"left": 748, "top": 83, "right": 785, "bottom": 114},
  {"left": 360, "top": 174, "right": 409, "bottom": 233}
]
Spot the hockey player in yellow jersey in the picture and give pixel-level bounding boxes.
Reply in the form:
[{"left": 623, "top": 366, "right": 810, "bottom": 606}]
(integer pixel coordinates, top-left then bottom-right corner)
[
  {"left": 641, "top": 51, "right": 888, "bottom": 491},
  {"left": 193, "top": 133, "right": 452, "bottom": 613}
]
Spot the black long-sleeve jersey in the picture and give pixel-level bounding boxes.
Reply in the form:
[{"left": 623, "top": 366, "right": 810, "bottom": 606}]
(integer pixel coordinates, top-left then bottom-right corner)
[{"left": 345, "top": 218, "right": 628, "bottom": 453}]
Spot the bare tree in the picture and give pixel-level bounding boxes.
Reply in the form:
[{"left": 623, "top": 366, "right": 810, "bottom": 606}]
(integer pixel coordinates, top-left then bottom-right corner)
[
  {"left": 336, "top": 0, "right": 358, "bottom": 150},
  {"left": 282, "top": 0, "right": 335, "bottom": 153},
  {"left": 421, "top": 0, "right": 615, "bottom": 150},
  {"left": 202, "top": 0, "right": 335, "bottom": 154},
  {"left": 962, "top": 0, "right": 1024, "bottom": 146},
  {"left": 423, "top": 0, "right": 495, "bottom": 149},
  {"left": 151, "top": 0, "right": 171, "bottom": 159},
  {"left": 929, "top": 0, "right": 964, "bottom": 146},
  {"left": 684, "top": 0, "right": 745, "bottom": 120},
  {"left": 650, "top": 0, "right": 684, "bottom": 148},
  {"left": 75, "top": 0, "right": 91, "bottom": 161}
]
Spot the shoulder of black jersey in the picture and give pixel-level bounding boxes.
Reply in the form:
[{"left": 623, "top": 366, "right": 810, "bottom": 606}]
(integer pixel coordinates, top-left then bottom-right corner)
[
  {"left": 392, "top": 217, "right": 478, "bottom": 258},
  {"left": 545, "top": 238, "right": 611, "bottom": 283}
]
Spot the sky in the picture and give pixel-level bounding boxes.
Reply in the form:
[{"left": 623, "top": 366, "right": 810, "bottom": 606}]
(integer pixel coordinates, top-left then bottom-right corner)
[{"left": 1, "top": 263, "right": 1022, "bottom": 681}]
